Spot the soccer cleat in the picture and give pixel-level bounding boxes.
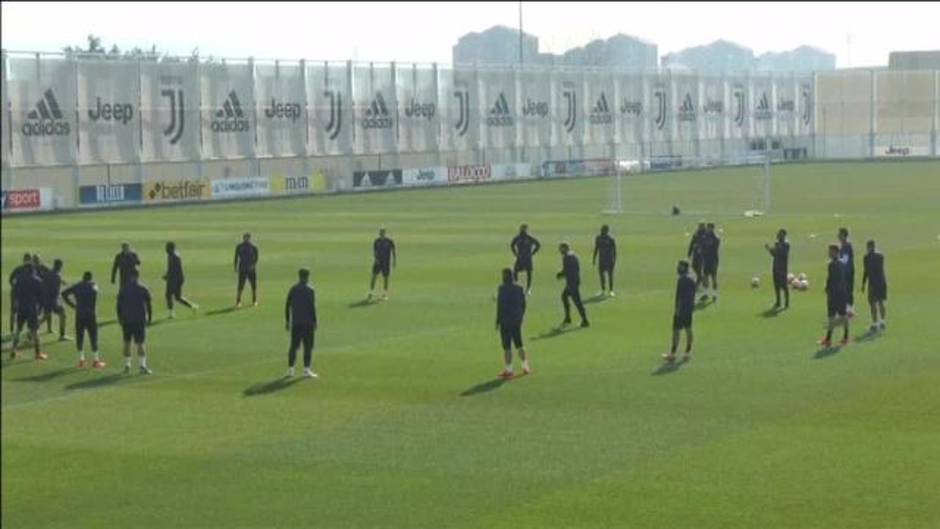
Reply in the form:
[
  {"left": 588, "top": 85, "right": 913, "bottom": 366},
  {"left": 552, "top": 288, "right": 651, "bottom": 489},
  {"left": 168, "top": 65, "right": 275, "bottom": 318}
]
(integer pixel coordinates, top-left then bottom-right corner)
[
  {"left": 123, "top": 365, "right": 131, "bottom": 375},
  {"left": 869, "top": 324, "right": 879, "bottom": 333},
  {"left": 498, "top": 369, "right": 514, "bottom": 379},
  {"left": 522, "top": 366, "right": 531, "bottom": 375},
  {"left": 235, "top": 301, "right": 242, "bottom": 308},
  {"left": 817, "top": 338, "right": 832, "bottom": 348},
  {"left": 168, "top": 310, "right": 176, "bottom": 320},
  {"left": 92, "top": 359, "right": 106, "bottom": 369},
  {"left": 139, "top": 366, "right": 152, "bottom": 375},
  {"left": 381, "top": 293, "right": 389, "bottom": 301},
  {"left": 303, "top": 368, "right": 318, "bottom": 379},
  {"left": 682, "top": 353, "right": 691, "bottom": 362},
  {"left": 286, "top": 366, "right": 295, "bottom": 378},
  {"left": 35, "top": 352, "right": 48, "bottom": 361},
  {"left": 839, "top": 337, "right": 850, "bottom": 347},
  {"left": 580, "top": 320, "right": 590, "bottom": 328},
  {"left": 526, "top": 289, "right": 532, "bottom": 296},
  {"left": 252, "top": 301, "right": 258, "bottom": 307},
  {"left": 78, "top": 359, "right": 86, "bottom": 369},
  {"left": 560, "top": 318, "right": 572, "bottom": 327},
  {"left": 662, "top": 352, "right": 676, "bottom": 362},
  {"left": 879, "top": 321, "right": 886, "bottom": 331},
  {"left": 608, "top": 291, "right": 615, "bottom": 298}
]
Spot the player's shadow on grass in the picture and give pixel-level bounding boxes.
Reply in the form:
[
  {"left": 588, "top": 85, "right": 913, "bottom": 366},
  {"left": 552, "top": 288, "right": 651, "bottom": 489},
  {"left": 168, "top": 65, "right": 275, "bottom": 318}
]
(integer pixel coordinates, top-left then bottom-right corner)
[
  {"left": 98, "top": 318, "right": 118, "bottom": 328},
  {"left": 13, "top": 367, "right": 76, "bottom": 383},
  {"left": 583, "top": 294, "right": 608, "bottom": 305},
  {"left": 854, "top": 329, "right": 881, "bottom": 343},
  {"left": 813, "top": 345, "right": 842, "bottom": 359},
  {"left": 243, "top": 377, "right": 302, "bottom": 397},
  {"left": 348, "top": 298, "right": 380, "bottom": 309},
  {"left": 695, "top": 298, "right": 714, "bottom": 311},
  {"left": 531, "top": 325, "right": 585, "bottom": 341},
  {"left": 65, "top": 373, "right": 138, "bottom": 391},
  {"left": 759, "top": 307, "right": 786, "bottom": 318},
  {"left": 460, "top": 378, "right": 509, "bottom": 397},
  {"left": 652, "top": 358, "right": 688, "bottom": 375},
  {"left": 206, "top": 307, "right": 238, "bottom": 317}
]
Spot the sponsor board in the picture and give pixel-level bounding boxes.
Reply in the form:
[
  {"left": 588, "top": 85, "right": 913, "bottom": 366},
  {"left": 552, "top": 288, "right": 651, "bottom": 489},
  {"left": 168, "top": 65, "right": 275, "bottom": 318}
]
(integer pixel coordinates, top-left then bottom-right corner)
[
  {"left": 211, "top": 177, "right": 271, "bottom": 199},
  {"left": 144, "top": 179, "right": 211, "bottom": 203},
  {"left": 448, "top": 164, "right": 492, "bottom": 185},
  {"left": 649, "top": 155, "right": 684, "bottom": 171},
  {"left": 2, "top": 188, "right": 54, "bottom": 212},
  {"left": 271, "top": 171, "right": 327, "bottom": 194},
  {"left": 540, "top": 159, "right": 615, "bottom": 179},
  {"left": 491, "top": 163, "right": 533, "bottom": 181},
  {"left": 353, "top": 170, "right": 403, "bottom": 189},
  {"left": 877, "top": 145, "right": 929, "bottom": 157},
  {"left": 79, "top": 183, "right": 143, "bottom": 205},
  {"left": 402, "top": 167, "right": 447, "bottom": 187}
]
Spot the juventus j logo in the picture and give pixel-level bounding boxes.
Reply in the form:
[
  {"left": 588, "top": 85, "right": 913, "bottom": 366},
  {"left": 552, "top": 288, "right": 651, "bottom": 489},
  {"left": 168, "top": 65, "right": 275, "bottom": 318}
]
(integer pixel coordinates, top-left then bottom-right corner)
[
  {"left": 801, "top": 87, "right": 811, "bottom": 125},
  {"left": 324, "top": 90, "right": 343, "bottom": 140},
  {"left": 654, "top": 87, "right": 666, "bottom": 130},
  {"left": 733, "top": 88, "right": 745, "bottom": 127},
  {"left": 454, "top": 85, "right": 470, "bottom": 137},
  {"left": 160, "top": 89, "right": 184, "bottom": 145},
  {"left": 562, "top": 83, "right": 576, "bottom": 133}
]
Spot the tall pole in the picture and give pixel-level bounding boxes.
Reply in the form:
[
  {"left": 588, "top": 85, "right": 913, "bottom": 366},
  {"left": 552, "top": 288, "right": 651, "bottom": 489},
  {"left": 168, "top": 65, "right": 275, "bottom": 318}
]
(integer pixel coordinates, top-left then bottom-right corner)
[{"left": 518, "top": 1, "right": 523, "bottom": 66}]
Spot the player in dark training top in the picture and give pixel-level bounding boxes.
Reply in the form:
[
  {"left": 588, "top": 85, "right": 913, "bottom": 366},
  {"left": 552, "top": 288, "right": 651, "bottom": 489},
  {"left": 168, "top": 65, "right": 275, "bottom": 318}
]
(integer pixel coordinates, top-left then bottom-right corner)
[
  {"left": 765, "top": 228, "right": 791, "bottom": 309},
  {"left": 117, "top": 270, "right": 153, "bottom": 374},
  {"left": 40, "top": 258, "right": 68, "bottom": 340},
  {"left": 9, "top": 262, "right": 48, "bottom": 360},
  {"left": 369, "top": 228, "right": 397, "bottom": 301},
  {"left": 8, "top": 253, "right": 33, "bottom": 333},
  {"left": 819, "top": 245, "right": 850, "bottom": 348},
  {"left": 861, "top": 240, "right": 888, "bottom": 332},
  {"left": 163, "top": 241, "right": 198, "bottom": 319},
  {"left": 665, "top": 260, "right": 696, "bottom": 363},
  {"left": 285, "top": 268, "right": 318, "bottom": 378},
  {"left": 234, "top": 232, "right": 259, "bottom": 307},
  {"left": 111, "top": 242, "right": 141, "bottom": 288},
  {"left": 701, "top": 222, "right": 721, "bottom": 302},
  {"left": 592, "top": 225, "right": 617, "bottom": 297},
  {"left": 62, "top": 271, "right": 105, "bottom": 369},
  {"left": 837, "top": 227, "right": 856, "bottom": 318},
  {"left": 556, "top": 242, "right": 589, "bottom": 328},
  {"left": 511, "top": 224, "right": 541, "bottom": 295},
  {"left": 496, "top": 267, "right": 529, "bottom": 378},
  {"left": 687, "top": 222, "right": 707, "bottom": 293}
]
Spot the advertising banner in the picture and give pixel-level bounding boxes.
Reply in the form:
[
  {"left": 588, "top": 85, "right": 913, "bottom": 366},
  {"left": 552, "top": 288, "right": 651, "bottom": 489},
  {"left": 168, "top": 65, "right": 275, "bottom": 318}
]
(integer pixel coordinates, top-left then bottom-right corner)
[
  {"left": 202, "top": 62, "right": 255, "bottom": 159},
  {"left": 648, "top": 73, "right": 671, "bottom": 145},
  {"left": 353, "top": 169, "right": 403, "bottom": 189},
  {"left": 752, "top": 74, "right": 775, "bottom": 138},
  {"left": 402, "top": 166, "right": 446, "bottom": 187},
  {"left": 553, "top": 70, "right": 584, "bottom": 146},
  {"left": 396, "top": 65, "right": 439, "bottom": 153},
  {"left": 79, "top": 183, "right": 143, "bottom": 205},
  {"left": 876, "top": 145, "right": 930, "bottom": 157},
  {"left": 352, "top": 63, "right": 397, "bottom": 154},
  {"left": 616, "top": 74, "right": 645, "bottom": 145},
  {"left": 728, "top": 75, "right": 749, "bottom": 140},
  {"left": 439, "top": 67, "right": 480, "bottom": 152},
  {"left": 447, "top": 164, "right": 492, "bottom": 185},
  {"left": 540, "top": 159, "right": 614, "bottom": 179},
  {"left": 2, "top": 188, "right": 54, "bottom": 212},
  {"left": 307, "top": 62, "right": 353, "bottom": 155},
  {"left": 517, "top": 68, "right": 551, "bottom": 148},
  {"left": 491, "top": 163, "right": 532, "bottom": 181},
  {"left": 143, "top": 179, "right": 211, "bottom": 203},
  {"left": 140, "top": 61, "right": 201, "bottom": 161},
  {"left": 584, "top": 71, "right": 616, "bottom": 145},
  {"left": 8, "top": 56, "right": 76, "bottom": 166},
  {"left": 271, "top": 171, "right": 327, "bottom": 194},
  {"left": 255, "top": 62, "right": 306, "bottom": 157},
  {"left": 478, "top": 68, "right": 517, "bottom": 149},
  {"left": 699, "top": 76, "right": 727, "bottom": 141},
  {"left": 211, "top": 177, "right": 271, "bottom": 199},
  {"left": 77, "top": 59, "right": 140, "bottom": 164},
  {"left": 671, "top": 73, "right": 699, "bottom": 142}
]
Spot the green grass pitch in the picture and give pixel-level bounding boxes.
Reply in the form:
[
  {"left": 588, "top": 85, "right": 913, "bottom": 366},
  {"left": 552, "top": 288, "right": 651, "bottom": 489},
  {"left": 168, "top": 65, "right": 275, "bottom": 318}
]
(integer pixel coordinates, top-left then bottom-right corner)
[{"left": 2, "top": 160, "right": 940, "bottom": 529}]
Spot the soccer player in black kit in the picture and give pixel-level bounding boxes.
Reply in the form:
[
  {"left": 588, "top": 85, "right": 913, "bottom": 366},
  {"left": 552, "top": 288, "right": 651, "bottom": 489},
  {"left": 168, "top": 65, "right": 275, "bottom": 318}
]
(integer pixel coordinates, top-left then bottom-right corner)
[
  {"left": 837, "top": 227, "right": 856, "bottom": 318},
  {"left": 369, "top": 228, "right": 397, "bottom": 301},
  {"left": 556, "top": 242, "right": 589, "bottom": 328},
  {"left": 62, "top": 271, "right": 105, "bottom": 369},
  {"left": 8, "top": 253, "right": 33, "bottom": 333},
  {"left": 163, "top": 241, "right": 198, "bottom": 318},
  {"left": 511, "top": 224, "right": 541, "bottom": 295},
  {"left": 665, "top": 260, "right": 696, "bottom": 362},
  {"left": 9, "top": 262, "right": 47, "bottom": 360},
  {"left": 117, "top": 270, "right": 153, "bottom": 374},
  {"left": 701, "top": 222, "right": 721, "bottom": 302},
  {"left": 111, "top": 242, "right": 141, "bottom": 287},
  {"left": 496, "top": 267, "right": 529, "bottom": 378},
  {"left": 765, "top": 228, "right": 791, "bottom": 309},
  {"left": 285, "top": 268, "right": 318, "bottom": 378},
  {"left": 592, "top": 225, "right": 617, "bottom": 297},
  {"left": 40, "top": 258, "right": 68, "bottom": 340},
  {"left": 687, "top": 222, "right": 706, "bottom": 293},
  {"left": 861, "top": 240, "right": 888, "bottom": 332},
  {"left": 819, "top": 245, "right": 850, "bottom": 347},
  {"left": 234, "top": 232, "right": 259, "bottom": 307}
]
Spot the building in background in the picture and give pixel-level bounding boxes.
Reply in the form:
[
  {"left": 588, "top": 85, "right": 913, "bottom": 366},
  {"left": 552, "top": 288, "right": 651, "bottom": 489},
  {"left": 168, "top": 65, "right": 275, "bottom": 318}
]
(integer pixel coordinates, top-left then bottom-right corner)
[
  {"left": 888, "top": 50, "right": 940, "bottom": 70},
  {"left": 756, "top": 46, "right": 836, "bottom": 72},
  {"left": 557, "top": 34, "right": 657, "bottom": 69},
  {"left": 452, "top": 25, "right": 539, "bottom": 66},
  {"left": 661, "top": 40, "right": 755, "bottom": 73}
]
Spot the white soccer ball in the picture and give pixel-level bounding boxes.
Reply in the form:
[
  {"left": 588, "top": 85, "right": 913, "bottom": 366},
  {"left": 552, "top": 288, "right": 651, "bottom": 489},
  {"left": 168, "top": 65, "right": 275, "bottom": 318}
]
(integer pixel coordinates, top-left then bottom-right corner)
[
  {"left": 791, "top": 277, "right": 802, "bottom": 289},
  {"left": 799, "top": 279, "right": 809, "bottom": 291},
  {"left": 751, "top": 277, "right": 760, "bottom": 288},
  {"left": 786, "top": 273, "right": 795, "bottom": 283},
  {"left": 798, "top": 272, "right": 807, "bottom": 281}
]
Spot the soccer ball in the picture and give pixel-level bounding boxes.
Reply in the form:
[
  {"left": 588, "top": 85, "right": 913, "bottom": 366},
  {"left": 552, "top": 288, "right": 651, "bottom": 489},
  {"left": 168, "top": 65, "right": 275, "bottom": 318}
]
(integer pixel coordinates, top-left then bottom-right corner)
[
  {"left": 799, "top": 279, "right": 809, "bottom": 291},
  {"left": 751, "top": 277, "right": 760, "bottom": 288},
  {"left": 798, "top": 272, "right": 807, "bottom": 281},
  {"left": 790, "top": 277, "right": 802, "bottom": 289},
  {"left": 786, "top": 273, "right": 795, "bottom": 283}
]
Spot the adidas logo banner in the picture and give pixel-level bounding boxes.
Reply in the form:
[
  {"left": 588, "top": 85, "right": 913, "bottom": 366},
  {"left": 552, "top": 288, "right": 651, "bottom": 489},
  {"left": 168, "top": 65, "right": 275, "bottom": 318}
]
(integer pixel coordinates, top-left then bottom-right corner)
[
  {"left": 479, "top": 70, "right": 515, "bottom": 149},
  {"left": 353, "top": 65, "right": 397, "bottom": 154},
  {"left": 203, "top": 63, "right": 254, "bottom": 159},
  {"left": 10, "top": 58, "right": 76, "bottom": 165},
  {"left": 77, "top": 59, "right": 140, "bottom": 164}
]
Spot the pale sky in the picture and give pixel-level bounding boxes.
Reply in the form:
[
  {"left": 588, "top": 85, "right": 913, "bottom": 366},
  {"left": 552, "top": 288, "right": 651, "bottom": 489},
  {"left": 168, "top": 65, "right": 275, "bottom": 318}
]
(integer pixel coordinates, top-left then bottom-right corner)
[{"left": 2, "top": 1, "right": 939, "bottom": 68}]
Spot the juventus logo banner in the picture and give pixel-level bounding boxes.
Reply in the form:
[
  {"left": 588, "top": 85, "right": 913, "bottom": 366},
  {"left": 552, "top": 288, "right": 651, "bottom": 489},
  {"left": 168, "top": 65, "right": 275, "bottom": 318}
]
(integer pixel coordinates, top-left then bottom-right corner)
[
  {"left": 395, "top": 64, "right": 439, "bottom": 154},
  {"left": 698, "top": 75, "right": 726, "bottom": 141},
  {"left": 307, "top": 62, "right": 353, "bottom": 156},
  {"left": 584, "top": 71, "right": 615, "bottom": 145},
  {"left": 798, "top": 76, "right": 814, "bottom": 136},
  {"left": 518, "top": 68, "right": 551, "bottom": 148},
  {"left": 352, "top": 63, "right": 397, "bottom": 155},
  {"left": 140, "top": 61, "right": 201, "bottom": 161},
  {"left": 255, "top": 62, "right": 306, "bottom": 157},
  {"left": 552, "top": 71, "right": 583, "bottom": 146},
  {"left": 615, "top": 74, "right": 645, "bottom": 145},
  {"left": 201, "top": 62, "right": 255, "bottom": 159},
  {"left": 478, "top": 68, "right": 517, "bottom": 150},
  {"left": 439, "top": 67, "right": 479, "bottom": 152},
  {"left": 726, "top": 76, "right": 749, "bottom": 140},
  {"left": 671, "top": 73, "right": 699, "bottom": 143},
  {"left": 648, "top": 73, "right": 670, "bottom": 145},
  {"left": 77, "top": 59, "right": 140, "bottom": 164},
  {"left": 751, "top": 74, "right": 775, "bottom": 138},
  {"left": 8, "top": 56, "right": 77, "bottom": 166}
]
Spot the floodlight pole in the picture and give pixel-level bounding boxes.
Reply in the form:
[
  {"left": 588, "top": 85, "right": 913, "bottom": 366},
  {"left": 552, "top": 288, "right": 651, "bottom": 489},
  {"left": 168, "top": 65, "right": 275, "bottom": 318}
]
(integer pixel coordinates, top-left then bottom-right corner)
[{"left": 518, "top": 1, "right": 524, "bottom": 66}]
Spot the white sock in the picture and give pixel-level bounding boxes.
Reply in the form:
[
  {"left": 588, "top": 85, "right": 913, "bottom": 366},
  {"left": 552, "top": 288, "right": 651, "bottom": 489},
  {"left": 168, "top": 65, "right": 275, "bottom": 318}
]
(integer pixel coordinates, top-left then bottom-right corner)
[
  {"left": 505, "top": 363, "right": 512, "bottom": 372},
  {"left": 522, "top": 360, "right": 530, "bottom": 370},
  {"left": 93, "top": 351, "right": 100, "bottom": 360},
  {"left": 140, "top": 356, "right": 147, "bottom": 368},
  {"left": 124, "top": 356, "right": 132, "bottom": 368},
  {"left": 78, "top": 350, "right": 85, "bottom": 361}
]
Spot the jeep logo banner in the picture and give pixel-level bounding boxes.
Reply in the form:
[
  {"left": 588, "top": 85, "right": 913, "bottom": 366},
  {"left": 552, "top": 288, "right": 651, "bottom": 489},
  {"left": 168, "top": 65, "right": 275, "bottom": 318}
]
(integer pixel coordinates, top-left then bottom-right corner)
[
  {"left": 9, "top": 56, "right": 76, "bottom": 166},
  {"left": 77, "top": 59, "right": 140, "bottom": 164},
  {"left": 140, "top": 62, "right": 200, "bottom": 162},
  {"left": 255, "top": 62, "right": 307, "bottom": 157},
  {"left": 396, "top": 64, "right": 439, "bottom": 153},
  {"left": 202, "top": 62, "right": 255, "bottom": 159},
  {"left": 519, "top": 69, "right": 551, "bottom": 148},
  {"left": 616, "top": 75, "right": 645, "bottom": 144},
  {"left": 402, "top": 167, "right": 446, "bottom": 187}
]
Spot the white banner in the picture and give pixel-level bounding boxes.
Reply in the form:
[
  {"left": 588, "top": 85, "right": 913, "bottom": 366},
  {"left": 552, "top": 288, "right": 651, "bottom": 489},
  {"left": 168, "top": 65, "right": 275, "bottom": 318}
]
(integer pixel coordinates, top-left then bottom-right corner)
[
  {"left": 649, "top": 74, "right": 670, "bottom": 145},
  {"left": 255, "top": 62, "right": 306, "bottom": 157},
  {"left": 9, "top": 56, "right": 76, "bottom": 166},
  {"left": 396, "top": 65, "right": 438, "bottom": 153},
  {"left": 478, "top": 68, "right": 517, "bottom": 149},
  {"left": 876, "top": 145, "right": 930, "bottom": 157},
  {"left": 491, "top": 163, "right": 532, "bottom": 181},
  {"left": 211, "top": 177, "right": 271, "bottom": 198},
  {"left": 553, "top": 71, "right": 584, "bottom": 146},
  {"left": 202, "top": 62, "right": 254, "bottom": 159},
  {"left": 352, "top": 64, "right": 397, "bottom": 154},
  {"left": 699, "top": 75, "right": 726, "bottom": 140},
  {"left": 728, "top": 76, "right": 749, "bottom": 139},
  {"left": 584, "top": 72, "right": 615, "bottom": 145},
  {"left": 140, "top": 61, "right": 201, "bottom": 161},
  {"left": 307, "top": 62, "right": 353, "bottom": 155},
  {"left": 798, "top": 77, "right": 814, "bottom": 136},
  {"left": 752, "top": 74, "right": 775, "bottom": 138},
  {"left": 671, "top": 73, "right": 699, "bottom": 142},
  {"left": 615, "top": 74, "right": 645, "bottom": 145},
  {"left": 1, "top": 53, "right": 9, "bottom": 169},
  {"left": 77, "top": 59, "right": 140, "bottom": 164},
  {"left": 439, "top": 68, "right": 479, "bottom": 152},
  {"left": 518, "top": 68, "right": 551, "bottom": 148},
  {"left": 402, "top": 166, "right": 446, "bottom": 186},
  {"left": 774, "top": 75, "right": 799, "bottom": 137}
]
